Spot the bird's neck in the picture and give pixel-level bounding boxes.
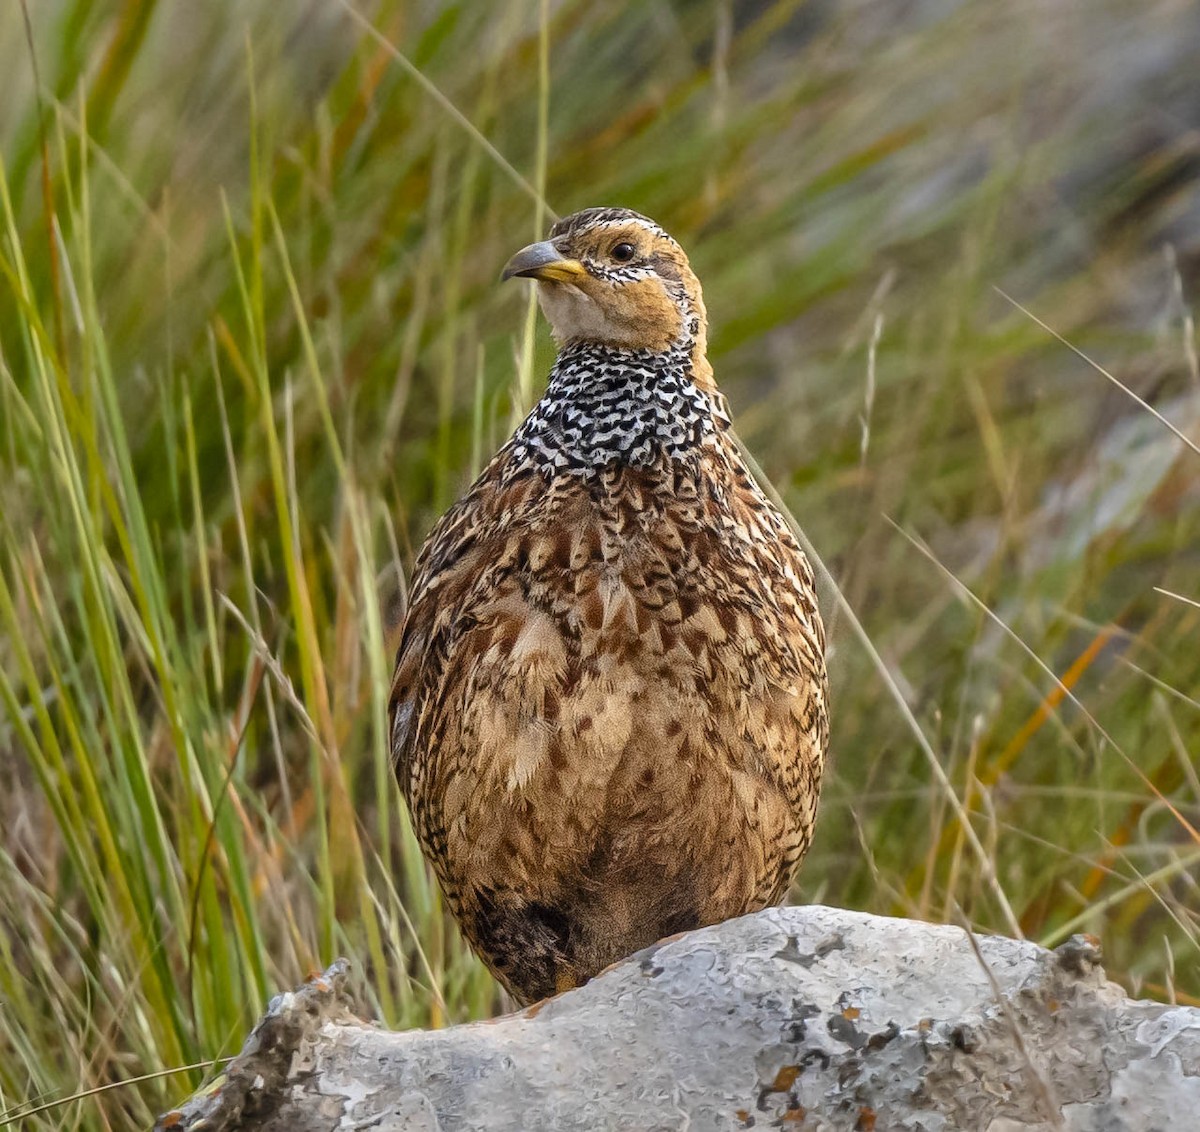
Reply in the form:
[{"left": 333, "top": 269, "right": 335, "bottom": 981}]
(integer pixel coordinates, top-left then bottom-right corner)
[{"left": 510, "top": 341, "right": 731, "bottom": 476}]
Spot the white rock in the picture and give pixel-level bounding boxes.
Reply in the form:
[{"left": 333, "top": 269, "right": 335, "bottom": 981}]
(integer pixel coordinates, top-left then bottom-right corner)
[{"left": 155, "top": 905, "right": 1200, "bottom": 1132}]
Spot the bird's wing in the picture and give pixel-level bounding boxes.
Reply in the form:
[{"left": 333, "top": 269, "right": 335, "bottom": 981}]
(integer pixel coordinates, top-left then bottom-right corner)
[
  {"left": 691, "top": 445, "right": 829, "bottom": 898},
  {"left": 388, "top": 453, "right": 558, "bottom": 804},
  {"left": 389, "top": 469, "right": 505, "bottom": 789}
]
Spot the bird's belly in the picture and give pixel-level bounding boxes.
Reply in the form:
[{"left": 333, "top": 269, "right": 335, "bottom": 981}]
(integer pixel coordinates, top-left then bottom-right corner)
[{"left": 443, "top": 671, "right": 795, "bottom": 1001}]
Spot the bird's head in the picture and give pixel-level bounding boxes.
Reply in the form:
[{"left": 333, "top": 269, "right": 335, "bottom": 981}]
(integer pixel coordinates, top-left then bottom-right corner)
[{"left": 502, "top": 208, "right": 709, "bottom": 363}]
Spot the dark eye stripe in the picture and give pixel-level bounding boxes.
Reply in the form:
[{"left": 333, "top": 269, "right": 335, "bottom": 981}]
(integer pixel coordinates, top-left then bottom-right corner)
[{"left": 649, "top": 253, "right": 681, "bottom": 281}]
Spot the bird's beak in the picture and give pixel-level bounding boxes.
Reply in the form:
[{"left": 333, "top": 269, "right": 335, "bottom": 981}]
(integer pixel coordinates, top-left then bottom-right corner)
[{"left": 501, "top": 240, "right": 587, "bottom": 283}]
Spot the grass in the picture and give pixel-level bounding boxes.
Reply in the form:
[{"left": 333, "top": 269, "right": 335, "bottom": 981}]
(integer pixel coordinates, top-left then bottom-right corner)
[{"left": 1, "top": 0, "right": 1198, "bottom": 1127}]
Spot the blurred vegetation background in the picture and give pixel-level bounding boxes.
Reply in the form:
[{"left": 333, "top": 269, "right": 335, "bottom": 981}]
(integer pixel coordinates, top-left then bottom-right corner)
[{"left": 1, "top": 0, "right": 1198, "bottom": 1127}]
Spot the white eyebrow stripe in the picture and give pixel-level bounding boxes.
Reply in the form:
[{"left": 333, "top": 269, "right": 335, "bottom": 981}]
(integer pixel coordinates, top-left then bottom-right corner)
[{"left": 590, "top": 216, "right": 672, "bottom": 241}]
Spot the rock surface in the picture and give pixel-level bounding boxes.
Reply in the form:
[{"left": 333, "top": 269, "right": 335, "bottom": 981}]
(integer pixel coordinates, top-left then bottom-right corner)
[{"left": 155, "top": 905, "right": 1200, "bottom": 1131}]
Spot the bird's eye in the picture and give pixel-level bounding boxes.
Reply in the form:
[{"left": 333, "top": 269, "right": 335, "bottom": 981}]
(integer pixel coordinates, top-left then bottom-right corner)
[{"left": 611, "top": 242, "right": 636, "bottom": 263}]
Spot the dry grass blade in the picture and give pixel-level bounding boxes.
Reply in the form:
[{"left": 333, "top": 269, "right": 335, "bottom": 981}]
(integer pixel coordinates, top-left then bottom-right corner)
[
  {"left": 334, "top": 0, "right": 557, "bottom": 218},
  {"left": 886, "top": 519, "right": 1200, "bottom": 849},
  {"left": 995, "top": 288, "right": 1200, "bottom": 459},
  {"left": 1154, "top": 587, "right": 1200, "bottom": 611},
  {"left": 736, "top": 437, "right": 1023, "bottom": 938},
  {"left": 955, "top": 906, "right": 1063, "bottom": 1129},
  {"left": 0, "top": 1061, "right": 234, "bottom": 1129}
]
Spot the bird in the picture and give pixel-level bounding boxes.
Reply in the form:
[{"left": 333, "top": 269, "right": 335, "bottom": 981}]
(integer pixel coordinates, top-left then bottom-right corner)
[{"left": 389, "top": 207, "right": 828, "bottom": 1005}]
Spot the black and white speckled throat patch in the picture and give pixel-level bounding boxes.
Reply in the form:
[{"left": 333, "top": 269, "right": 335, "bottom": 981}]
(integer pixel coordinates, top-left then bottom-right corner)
[{"left": 510, "top": 344, "right": 727, "bottom": 475}]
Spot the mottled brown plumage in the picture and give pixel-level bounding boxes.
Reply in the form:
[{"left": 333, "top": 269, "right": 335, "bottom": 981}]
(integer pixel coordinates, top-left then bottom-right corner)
[{"left": 389, "top": 208, "right": 828, "bottom": 1003}]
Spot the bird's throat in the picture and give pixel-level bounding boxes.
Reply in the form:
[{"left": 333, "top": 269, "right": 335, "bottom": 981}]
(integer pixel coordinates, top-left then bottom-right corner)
[{"left": 510, "top": 343, "right": 728, "bottom": 476}]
